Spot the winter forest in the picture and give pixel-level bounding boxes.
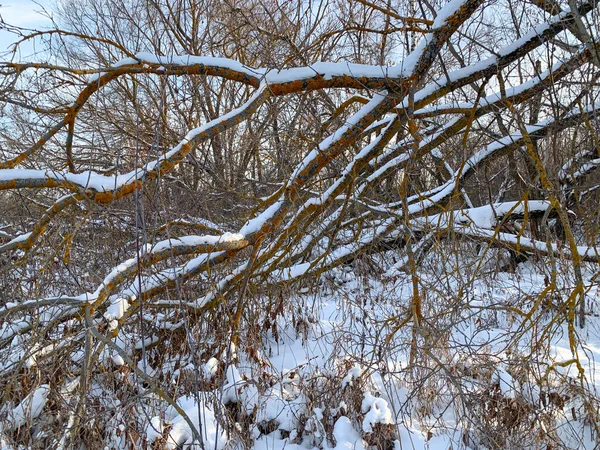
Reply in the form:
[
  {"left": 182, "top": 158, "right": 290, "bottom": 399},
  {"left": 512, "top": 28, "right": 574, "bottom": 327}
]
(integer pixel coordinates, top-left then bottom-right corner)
[{"left": 0, "top": 0, "right": 600, "bottom": 448}]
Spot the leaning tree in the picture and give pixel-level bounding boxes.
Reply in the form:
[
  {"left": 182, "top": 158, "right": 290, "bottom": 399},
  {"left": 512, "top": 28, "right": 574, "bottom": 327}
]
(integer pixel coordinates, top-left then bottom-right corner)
[{"left": 0, "top": 0, "right": 599, "bottom": 447}]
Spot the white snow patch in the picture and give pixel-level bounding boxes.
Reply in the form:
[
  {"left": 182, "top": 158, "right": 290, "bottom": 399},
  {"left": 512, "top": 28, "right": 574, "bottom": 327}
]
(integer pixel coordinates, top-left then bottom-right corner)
[
  {"left": 329, "top": 416, "right": 365, "bottom": 450},
  {"left": 203, "top": 357, "right": 220, "bottom": 380},
  {"left": 163, "top": 395, "right": 226, "bottom": 450},
  {"left": 4, "top": 385, "right": 49, "bottom": 430},
  {"left": 104, "top": 297, "right": 129, "bottom": 322},
  {"left": 361, "top": 393, "right": 393, "bottom": 433}
]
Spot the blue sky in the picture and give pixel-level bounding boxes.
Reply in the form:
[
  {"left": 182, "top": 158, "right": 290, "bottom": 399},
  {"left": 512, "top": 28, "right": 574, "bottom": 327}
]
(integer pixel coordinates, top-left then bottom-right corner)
[{"left": 0, "top": 0, "right": 55, "bottom": 59}]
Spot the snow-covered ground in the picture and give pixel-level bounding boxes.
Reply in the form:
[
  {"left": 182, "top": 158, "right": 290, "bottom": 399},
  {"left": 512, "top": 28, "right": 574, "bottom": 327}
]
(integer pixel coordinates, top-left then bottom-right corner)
[
  {"left": 1, "top": 252, "right": 599, "bottom": 449},
  {"left": 45, "top": 255, "right": 592, "bottom": 450}
]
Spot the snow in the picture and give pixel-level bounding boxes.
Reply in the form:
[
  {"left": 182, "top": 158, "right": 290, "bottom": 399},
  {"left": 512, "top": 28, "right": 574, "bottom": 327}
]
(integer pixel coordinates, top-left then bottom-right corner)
[
  {"left": 433, "top": 0, "right": 468, "bottom": 28},
  {"left": 394, "top": 8, "right": 583, "bottom": 117},
  {"left": 361, "top": 393, "right": 393, "bottom": 433},
  {"left": 104, "top": 296, "right": 129, "bottom": 321},
  {"left": 559, "top": 148, "right": 596, "bottom": 181},
  {"left": 287, "top": 92, "right": 387, "bottom": 187},
  {"left": 5, "top": 250, "right": 600, "bottom": 449},
  {"left": 563, "top": 158, "right": 600, "bottom": 183},
  {"left": 162, "top": 395, "right": 226, "bottom": 450},
  {"left": 264, "top": 62, "right": 389, "bottom": 84},
  {"left": 240, "top": 198, "right": 285, "bottom": 235},
  {"left": 3, "top": 232, "right": 31, "bottom": 247},
  {"left": 110, "top": 353, "right": 125, "bottom": 366},
  {"left": 0, "top": 320, "right": 30, "bottom": 340},
  {"left": 4, "top": 3, "right": 600, "bottom": 450},
  {"left": 380, "top": 102, "right": 600, "bottom": 218},
  {"left": 220, "top": 363, "right": 260, "bottom": 415},
  {"left": 421, "top": 200, "right": 552, "bottom": 229},
  {"left": 81, "top": 0, "right": 479, "bottom": 94},
  {"left": 254, "top": 432, "right": 310, "bottom": 450},
  {"left": 315, "top": 120, "right": 394, "bottom": 206},
  {"left": 256, "top": 386, "right": 307, "bottom": 432},
  {"left": 203, "top": 357, "right": 220, "bottom": 380},
  {"left": 136, "top": 52, "right": 258, "bottom": 75},
  {"left": 0, "top": 167, "right": 134, "bottom": 193},
  {"left": 328, "top": 417, "right": 364, "bottom": 450},
  {"left": 145, "top": 416, "right": 164, "bottom": 444},
  {"left": 451, "top": 226, "right": 598, "bottom": 261},
  {"left": 149, "top": 232, "right": 246, "bottom": 253},
  {"left": 92, "top": 232, "right": 246, "bottom": 304},
  {"left": 414, "top": 55, "right": 572, "bottom": 117},
  {"left": 395, "top": 33, "right": 433, "bottom": 77},
  {"left": 89, "top": 52, "right": 397, "bottom": 87},
  {"left": 88, "top": 52, "right": 263, "bottom": 83},
  {"left": 495, "top": 364, "right": 517, "bottom": 399},
  {"left": 0, "top": 86, "right": 267, "bottom": 199},
  {"left": 341, "top": 366, "right": 363, "bottom": 388},
  {"left": 4, "top": 385, "right": 49, "bottom": 430}
]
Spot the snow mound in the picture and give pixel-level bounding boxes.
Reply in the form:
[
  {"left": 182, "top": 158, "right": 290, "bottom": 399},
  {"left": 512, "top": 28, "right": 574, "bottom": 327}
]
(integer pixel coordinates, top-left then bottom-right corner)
[{"left": 361, "top": 392, "right": 393, "bottom": 433}]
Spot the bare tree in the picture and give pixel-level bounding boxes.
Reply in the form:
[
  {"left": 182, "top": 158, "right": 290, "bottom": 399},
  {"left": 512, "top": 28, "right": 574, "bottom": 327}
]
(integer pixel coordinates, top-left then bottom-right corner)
[{"left": 0, "top": 0, "right": 599, "bottom": 447}]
